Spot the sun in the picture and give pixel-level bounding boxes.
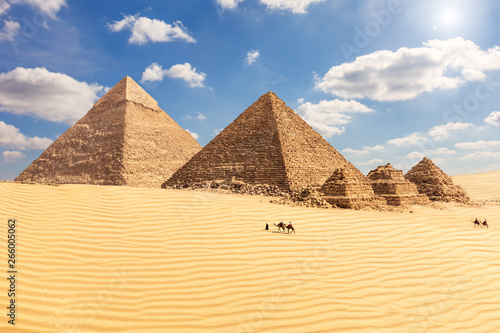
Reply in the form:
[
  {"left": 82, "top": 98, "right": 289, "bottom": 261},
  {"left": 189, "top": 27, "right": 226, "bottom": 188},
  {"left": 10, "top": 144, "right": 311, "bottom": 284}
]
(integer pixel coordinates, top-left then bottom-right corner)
[{"left": 441, "top": 8, "right": 459, "bottom": 26}]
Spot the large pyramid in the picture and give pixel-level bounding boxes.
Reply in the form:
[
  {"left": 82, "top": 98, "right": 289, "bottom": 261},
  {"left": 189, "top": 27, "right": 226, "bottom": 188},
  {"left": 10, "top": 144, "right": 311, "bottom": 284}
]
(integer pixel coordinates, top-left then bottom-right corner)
[
  {"left": 16, "top": 76, "right": 201, "bottom": 188},
  {"left": 164, "top": 92, "right": 363, "bottom": 191},
  {"left": 405, "top": 157, "right": 470, "bottom": 203},
  {"left": 367, "top": 163, "right": 429, "bottom": 206}
]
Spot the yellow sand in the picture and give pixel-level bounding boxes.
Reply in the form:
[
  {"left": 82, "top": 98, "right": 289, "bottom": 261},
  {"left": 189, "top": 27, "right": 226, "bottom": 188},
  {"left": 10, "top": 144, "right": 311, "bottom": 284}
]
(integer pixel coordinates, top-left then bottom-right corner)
[
  {"left": 0, "top": 172, "right": 499, "bottom": 333},
  {"left": 453, "top": 169, "right": 500, "bottom": 201}
]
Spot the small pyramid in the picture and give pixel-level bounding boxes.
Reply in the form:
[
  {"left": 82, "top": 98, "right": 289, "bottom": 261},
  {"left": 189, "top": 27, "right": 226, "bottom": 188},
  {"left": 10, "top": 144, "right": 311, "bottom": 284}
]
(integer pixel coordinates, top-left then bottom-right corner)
[
  {"left": 16, "top": 76, "right": 201, "bottom": 188},
  {"left": 367, "top": 163, "right": 429, "bottom": 206},
  {"left": 320, "top": 168, "right": 386, "bottom": 209},
  {"left": 164, "top": 92, "right": 363, "bottom": 191},
  {"left": 405, "top": 157, "right": 470, "bottom": 203}
]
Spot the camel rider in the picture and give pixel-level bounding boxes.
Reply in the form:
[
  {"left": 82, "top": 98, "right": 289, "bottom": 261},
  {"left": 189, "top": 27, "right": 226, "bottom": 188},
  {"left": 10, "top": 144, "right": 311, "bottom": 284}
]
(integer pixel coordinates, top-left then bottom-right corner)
[{"left": 288, "top": 221, "right": 292, "bottom": 227}]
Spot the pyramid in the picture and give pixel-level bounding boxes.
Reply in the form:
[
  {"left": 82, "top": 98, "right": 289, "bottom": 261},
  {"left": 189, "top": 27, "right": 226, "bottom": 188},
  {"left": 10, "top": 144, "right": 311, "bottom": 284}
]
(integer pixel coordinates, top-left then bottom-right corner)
[
  {"left": 319, "top": 168, "right": 386, "bottom": 209},
  {"left": 405, "top": 157, "right": 470, "bottom": 203},
  {"left": 164, "top": 92, "right": 363, "bottom": 192},
  {"left": 367, "top": 163, "right": 430, "bottom": 206},
  {"left": 16, "top": 76, "right": 201, "bottom": 188}
]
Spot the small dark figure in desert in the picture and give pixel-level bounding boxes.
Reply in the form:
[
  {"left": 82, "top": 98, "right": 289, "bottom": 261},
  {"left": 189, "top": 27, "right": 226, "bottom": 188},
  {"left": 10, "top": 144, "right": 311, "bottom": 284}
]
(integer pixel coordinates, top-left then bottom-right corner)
[
  {"left": 482, "top": 219, "right": 488, "bottom": 229},
  {"left": 286, "top": 221, "right": 295, "bottom": 234},
  {"left": 473, "top": 219, "right": 481, "bottom": 228},
  {"left": 274, "top": 221, "right": 286, "bottom": 233}
]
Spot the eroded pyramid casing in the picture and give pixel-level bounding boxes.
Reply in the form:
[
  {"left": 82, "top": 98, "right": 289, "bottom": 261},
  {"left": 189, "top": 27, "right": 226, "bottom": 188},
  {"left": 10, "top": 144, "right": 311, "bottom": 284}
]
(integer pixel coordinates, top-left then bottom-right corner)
[
  {"left": 165, "top": 92, "right": 363, "bottom": 191},
  {"left": 405, "top": 157, "right": 469, "bottom": 203},
  {"left": 16, "top": 76, "right": 201, "bottom": 187},
  {"left": 367, "top": 163, "right": 429, "bottom": 206},
  {"left": 320, "top": 168, "right": 387, "bottom": 209}
]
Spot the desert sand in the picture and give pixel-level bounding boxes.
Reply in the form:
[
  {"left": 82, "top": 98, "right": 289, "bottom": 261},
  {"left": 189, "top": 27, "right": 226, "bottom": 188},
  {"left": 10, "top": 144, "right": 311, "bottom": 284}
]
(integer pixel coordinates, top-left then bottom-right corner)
[
  {"left": 453, "top": 170, "right": 500, "bottom": 202},
  {"left": 1, "top": 171, "right": 499, "bottom": 332}
]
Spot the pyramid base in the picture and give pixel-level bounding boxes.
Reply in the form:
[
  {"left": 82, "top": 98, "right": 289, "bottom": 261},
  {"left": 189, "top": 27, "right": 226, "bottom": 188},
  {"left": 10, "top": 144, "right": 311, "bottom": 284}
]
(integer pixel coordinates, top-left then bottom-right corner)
[
  {"left": 417, "top": 184, "right": 470, "bottom": 203},
  {"left": 379, "top": 194, "right": 430, "bottom": 206},
  {"left": 321, "top": 195, "right": 387, "bottom": 209}
]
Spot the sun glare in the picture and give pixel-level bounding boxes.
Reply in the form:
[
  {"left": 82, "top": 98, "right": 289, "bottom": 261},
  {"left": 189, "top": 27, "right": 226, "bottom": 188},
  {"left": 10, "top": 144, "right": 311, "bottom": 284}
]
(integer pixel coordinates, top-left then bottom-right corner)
[{"left": 441, "top": 9, "right": 458, "bottom": 26}]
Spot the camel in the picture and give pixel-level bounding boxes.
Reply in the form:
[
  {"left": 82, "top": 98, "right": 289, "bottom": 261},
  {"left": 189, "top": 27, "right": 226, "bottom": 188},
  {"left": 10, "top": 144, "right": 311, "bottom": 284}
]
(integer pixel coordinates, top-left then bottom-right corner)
[
  {"left": 286, "top": 224, "right": 295, "bottom": 234},
  {"left": 482, "top": 220, "right": 489, "bottom": 229},
  {"left": 274, "top": 222, "right": 286, "bottom": 233},
  {"left": 473, "top": 220, "right": 481, "bottom": 228}
]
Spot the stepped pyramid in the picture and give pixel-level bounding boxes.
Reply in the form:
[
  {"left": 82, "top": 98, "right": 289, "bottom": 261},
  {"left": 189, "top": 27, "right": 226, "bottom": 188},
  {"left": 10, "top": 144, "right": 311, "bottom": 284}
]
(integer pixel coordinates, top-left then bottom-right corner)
[
  {"left": 405, "top": 157, "right": 470, "bottom": 203},
  {"left": 164, "top": 92, "right": 363, "bottom": 191},
  {"left": 367, "top": 163, "right": 430, "bottom": 206},
  {"left": 16, "top": 76, "right": 201, "bottom": 188},
  {"left": 320, "top": 168, "right": 386, "bottom": 209}
]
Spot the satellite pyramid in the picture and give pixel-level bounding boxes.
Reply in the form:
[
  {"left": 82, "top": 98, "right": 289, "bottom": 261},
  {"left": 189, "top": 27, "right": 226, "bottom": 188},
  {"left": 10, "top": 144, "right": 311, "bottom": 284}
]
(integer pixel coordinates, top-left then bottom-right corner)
[
  {"left": 16, "top": 76, "right": 201, "bottom": 188},
  {"left": 367, "top": 163, "right": 429, "bottom": 206},
  {"left": 405, "top": 157, "right": 470, "bottom": 203},
  {"left": 164, "top": 92, "right": 362, "bottom": 191},
  {"left": 319, "top": 168, "right": 386, "bottom": 209}
]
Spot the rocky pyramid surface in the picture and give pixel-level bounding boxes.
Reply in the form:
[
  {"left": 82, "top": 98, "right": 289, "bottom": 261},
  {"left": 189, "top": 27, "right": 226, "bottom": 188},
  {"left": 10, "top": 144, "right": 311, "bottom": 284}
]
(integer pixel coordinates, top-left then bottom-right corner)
[
  {"left": 405, "top": 157, "right": 470, "bottom": 203},
  {"left": 16, "top": 76, "right": 201, "bottom": 188},
  {"left": 164, "top": 92, "right": 363, "bottom": 192},
  {"left": 367, "top": 163, "right": 430, "bottom": 206},
  {"left": 320, "top": 168, "right": 386, "bottom": 209}
]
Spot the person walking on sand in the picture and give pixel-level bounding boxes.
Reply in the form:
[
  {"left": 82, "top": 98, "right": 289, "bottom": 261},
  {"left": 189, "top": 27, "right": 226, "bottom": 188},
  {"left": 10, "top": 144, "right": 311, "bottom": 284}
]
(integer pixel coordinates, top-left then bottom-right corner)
[{"left": 265, "top": 223, "right": 269, "bottom": 230}]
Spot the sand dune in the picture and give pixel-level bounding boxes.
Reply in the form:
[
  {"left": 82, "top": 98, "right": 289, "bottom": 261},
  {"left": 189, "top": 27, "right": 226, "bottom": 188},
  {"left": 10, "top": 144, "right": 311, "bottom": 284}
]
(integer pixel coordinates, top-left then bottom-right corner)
[
  {"left": 1, "top": 172, "right": 500, "bottom": 332},
  {"left": 453, "top": 170, "right": 500, "bottom": 201}
]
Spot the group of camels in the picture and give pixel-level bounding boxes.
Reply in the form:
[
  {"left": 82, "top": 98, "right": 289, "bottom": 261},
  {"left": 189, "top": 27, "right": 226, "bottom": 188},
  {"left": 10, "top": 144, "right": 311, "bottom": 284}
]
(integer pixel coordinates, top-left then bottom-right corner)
[
  {"left": 274, "top": 221, "right": 295, "bottom": 234},
  {"left": 472, "top": 219, "right": 489, "bottom": 228}
]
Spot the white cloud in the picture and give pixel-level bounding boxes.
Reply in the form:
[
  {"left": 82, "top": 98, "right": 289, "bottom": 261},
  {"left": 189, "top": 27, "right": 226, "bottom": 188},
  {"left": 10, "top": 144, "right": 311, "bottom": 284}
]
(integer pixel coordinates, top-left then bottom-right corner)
[
  {"left": 297, "top": 98, "right": 305, "bottom": 104},
  {"left": 357, "top": 158, "right": 383, "bottom": 166},
  {"left": 108, "top": 14, "right": 195, "bottom": 45},
  {"left": 455, "top": 140, "right": 500, "bottom": 150},
  {"left": 212, "top": 128, "right": 223, "bottom": 137},
  {"left": 185, "top": 129, "right": 199, "bottom": 140},
  {"left": 140, "top": 63, "right": 206, "bottom": 88},
  {"left": 297, "top": 99, "right": 374, "bottom": 138},
  {"left": 217, "top": 0, "right": 324, "bottom": 13},
  {"left": 387, "top": 133, "right": 427, "bottom": 146},
  {"left": 217, "top": 0, "right": 244, "bottom": 10},
  {"left": 246, "top": 50, "right": 260, "bottom": 66},
  {"left": 428, "top": 122, "right": 473, "bottom": 141},
  {"left": 404, "top": 151, "right": 425, "bottom": 160},
  {"left": 259, "top": 0, "right": 325, "bottom": 13},
  {"left": 140, "top": 63, "right": 164, "bottom": 83},
  {"left": 0, "top": 0, "right": 10, "bottom": 16},
  {"left": 485, "top": 111, "right": 500, "bottom": 126},
  {"left": 342, "top": 145, "right": 383, "bottom": 155},
  {"left": 458, "top": 151, "right": 500, "bottom": 160},
  {"left": 316, "top": 38, "right": 500, "bottom": 101},
  {"left": 0, "top": 20, "right": 20, "bottom": 42},
  {"left": 429, "top": 147, "right": 456, "bottom": 155},
  {"left": 404, "top": 148, "right": 455, "bottom": 161},
  {"left": 2, "top": 150, "right": 26, "bottom": 162},
  {"left": 0, "top": 121, "right": 53, "bottom": 150},
  {"left": 0, "top": 67, "right": 106, "bottom": 124},
  {"left": 186, "top": 112, "right": 206, "bottom": 120},
  {"left": 10, "top": 0, "right": 66, "bottom": 18}
]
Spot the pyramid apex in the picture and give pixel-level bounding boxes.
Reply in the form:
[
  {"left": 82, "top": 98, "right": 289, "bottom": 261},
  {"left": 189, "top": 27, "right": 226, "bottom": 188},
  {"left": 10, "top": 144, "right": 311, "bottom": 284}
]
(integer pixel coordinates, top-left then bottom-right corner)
[
  {"left": 259, "top": 91, "right": 284, "bottom": 106},
  {"left": 94, "top": 76, "right": 158, "bottom": 109},
  {"left": 264, "top": 91, "right": 278, "bottom": 98}
]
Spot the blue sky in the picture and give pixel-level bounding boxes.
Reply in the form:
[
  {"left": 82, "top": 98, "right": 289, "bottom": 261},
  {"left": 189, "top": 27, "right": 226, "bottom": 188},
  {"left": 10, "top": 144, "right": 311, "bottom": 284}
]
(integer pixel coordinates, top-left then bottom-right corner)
[{"left": 1, "top": 0, "right": 500, "bottom": 180}]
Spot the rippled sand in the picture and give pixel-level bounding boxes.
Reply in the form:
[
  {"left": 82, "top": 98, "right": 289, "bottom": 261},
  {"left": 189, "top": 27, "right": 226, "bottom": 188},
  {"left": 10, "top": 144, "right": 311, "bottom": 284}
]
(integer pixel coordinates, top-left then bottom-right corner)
[{"left": 0, "top": 171, "right": 499, "bottom": 332}]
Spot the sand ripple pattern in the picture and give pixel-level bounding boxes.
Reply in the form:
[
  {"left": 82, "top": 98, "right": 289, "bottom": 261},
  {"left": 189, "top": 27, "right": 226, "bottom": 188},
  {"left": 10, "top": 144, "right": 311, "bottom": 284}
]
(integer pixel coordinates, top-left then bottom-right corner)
[{"left": 0, "top": 179, "right": 500, "bottom": 332}]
